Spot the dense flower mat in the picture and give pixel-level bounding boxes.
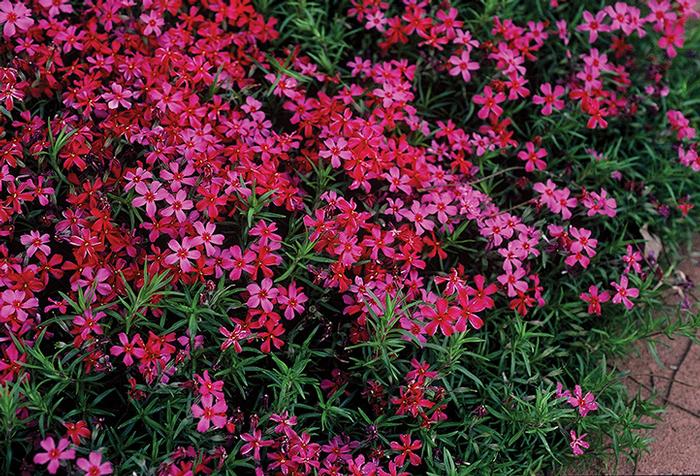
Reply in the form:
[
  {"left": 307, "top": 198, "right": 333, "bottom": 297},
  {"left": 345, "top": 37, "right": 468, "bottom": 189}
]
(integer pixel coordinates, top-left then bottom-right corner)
[{"left": 1, "top": 0, "right": 699, "bottom": 474}]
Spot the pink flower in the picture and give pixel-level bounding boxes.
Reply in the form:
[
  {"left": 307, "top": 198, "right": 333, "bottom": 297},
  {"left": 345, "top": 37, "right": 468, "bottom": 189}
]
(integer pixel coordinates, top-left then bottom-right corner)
[
  {"left": 658, "top": 21, "right": 684, "bottom": 58},
  {"left": 679, "top": 147, "right": 700, "bottom": 171},
  {"left": 569, "top": 430, "right": 590, "bottom": 456},
  {"left": 38, "top": 0, "right": 72, "bottom": 18},
  {"left": 76, "top": 451, "right": 113, "bottom": 475},
  {"left": 101, "top": 83, "right": 133, "bottom": 109},
  {"left": 33, "top": 437, "right": 75, "bottom": 474},
  {"left": 72, "top": 309, "right": 105, "bottom": 339},
  {"left": 319, "top": 137, "right": 352, "bottom": 168},
  {"left": 383, "top": 166, "right": 412, "bottom": 194},
  {"left": 610, "top": 275, "right": 639, "bottom": 310},
  {"left": 570, "top": 227, "right": 597, "bottom": 256},
  {"left": 75, "top": 267, "right": 112, "bottom": 297},
  {"left": 551, "top": 188, "right": 577, "bottom": 220},
  {"left": 532, "top": 83, "right": 565, "bottom": 116},
  {"left": 473, "top": 86, "right": 506, "bottom": 120},
  {"left": 582, "top": 189, "right": 617, "bottom": 217},
  {"left": 0, "top": 1, "right": 34, "bottom": 37},
  {"left": 622, "top": 244, "right": 643, "bottom": 274},
  {"left": 162, "top": 190, "right": 194, "bottom": 223},
  {"left": 191, "top": 395, "right": 227, "bottom": 432},
  {"left": 109, "top": 333, "right": 145, "bottom": 366},
  {"left": 20, "top": 231, "right": 50, "bottom": 257},
  {"left": 447, "top": 50, "right": 480, "bottom": 82},
  {"left": 0, "top": 289, "right": 38, "bottom": 322},
  {"left": 579, "top": 285, "right": 610, "bottom": 316},
  {"left": 534, "top": 179, "right": 558, "bottom": 209},
  {"left": 140, "top": 10, "right": 164, "bottom": 36},
  {"left": 193, "top": 221, "right": 224, "bottom": 256},
  {"left": 240, "top": 429, "right": 274, "bottom": 461},
  {"left": 132, "top": 181, "right": 167, "bottom": 217},
  {"left": 390, "top": 434, "right": 422, "bottom": 467},
  {"left": 517, "top": 142, "right": 548, "bottom": 172},
  {"left": 421, "top": 298, "right": 460, "bottom": 337},
  {"left": 277, "top": 281, "right": 308, "bottom": 320},
  {"left": 577, "top": 10, "right": 608, "bottom": 43},
  {"left": 400, "top": 201, "right": 437, "bottom": 236},
  {"left": 497, "top": 267, "right": 528, "bottom": 297},
  {"left": 165, "top": 238, "right": 201, "bottom": 272},
  {"left": 228, "top": 245, "right": 255, "bottom": 281},
  {"left": 555, "top": 382, "right": 572, "bottom": 399},
  {"left": 246, "top": 278, "right": 279, "bottom": 312},
  {"left": 195, "top": 370, "right": 225, "bottom": 400},
  {"left": 568, "top": 385, "right": 598, "bottom": 417},
  {"left": 270, "top": 411, "right": 298, "bottom": 436},
  {"left": 219, "top": 324, "right": 249, "bottom": 352}
]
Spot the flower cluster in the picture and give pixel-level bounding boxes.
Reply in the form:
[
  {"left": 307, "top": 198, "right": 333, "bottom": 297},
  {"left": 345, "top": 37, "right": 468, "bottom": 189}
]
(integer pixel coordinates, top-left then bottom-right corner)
[
  {"left": 556, "top": 382, "right": 600, "bottom": 456},
  {"left": 31, "top": 423, "right": 110, "bottom": 475}
]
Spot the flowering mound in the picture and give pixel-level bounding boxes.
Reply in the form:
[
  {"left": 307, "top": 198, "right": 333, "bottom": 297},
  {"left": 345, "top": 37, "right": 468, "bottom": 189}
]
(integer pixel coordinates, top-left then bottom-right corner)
[{"left": 1, "top": 0, "right": 700, "bottom": 474}]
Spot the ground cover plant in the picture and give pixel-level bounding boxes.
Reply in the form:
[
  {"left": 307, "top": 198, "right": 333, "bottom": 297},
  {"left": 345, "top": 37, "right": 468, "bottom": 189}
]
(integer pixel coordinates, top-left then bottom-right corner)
[{"left": 0, "top": 0, "right": 700, "bottom": 474}]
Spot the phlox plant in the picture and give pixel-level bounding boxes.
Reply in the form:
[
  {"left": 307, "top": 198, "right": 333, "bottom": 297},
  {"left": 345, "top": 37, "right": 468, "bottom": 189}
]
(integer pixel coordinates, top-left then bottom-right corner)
[{"left": 0, "top": 0, "right": 699, "bottom": 475}]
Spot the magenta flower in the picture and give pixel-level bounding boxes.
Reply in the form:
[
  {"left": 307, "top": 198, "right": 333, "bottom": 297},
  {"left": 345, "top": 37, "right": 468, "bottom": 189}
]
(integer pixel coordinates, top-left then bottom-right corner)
[
  {"left": 195, "top": 370, "right": 225, "bottom": 400},
  {"left": 73, "top": 309, "right": 105, "bottom": 339},
  {"left": 390, "top": 434, "right": 422, "bottom": 466},
  {"left": 140, "top": 10, "right": 164, "bottom": 36},
  {"left": 576, "top": 10, "right": 609, "bottom": 43},
  {"left": 109, "top": 333, "right": 145, "bottom": 366},
  {"left": 447, "top": 50, "right": 480, "bottom": 82},
  {"left": 497, "top": 267, "right": 528, "bottom": 297},
  {"left": 659, "top": 21, "right": 684, "bottom": 58},
  {"left": 422, "top": 298, "right": 461, "bottom": 337},
  {"left": 555, "top": 382, "right": 572, "bottom": 399},
  {"left": 165, "top": 238, "right": 201, "bottom": 273},
  {"left": 400, "top": 201, "right": 436, "bottom": 236},
  {"left": 532, "top": 83, "right": 565, "bottom": 116},
  {"left": 193, "top": 221, "right": 224, "bottom": 256},
  {"left": 240, "top": 428, "right": 274, "bottom": 461},
  {"left": 0, "top": 289, "right": 38, "bottom": 322},
  {"left": 246, "top": 278, "right": 279, "bottom": 312},
  {"left": 219, "top": 324, "right": 249, "bottom": 353},
  {"left": 162, "top": 189, "right": 194, "bottom": 223},
  {"left": 75, "top": 267, "right": 112, "bottom": 298},
  {"left": 517, "top": 142, "right": 548, "bottom": 172},
  {"left": 384, "top": 166, "right": 412, "bottom": 194},
  {"left": 0, "top": 1, "right": 34, "bottom": 37},
  {"left": 191, "top": 395, "right": 228, "bottom": 432},
  {"left": 76, "top": 451, "right": 112, "bottom": 475},
  {"left": 20, "top": 231, "right": 50, "bottom": 258},
  {"left": 132, "top": 181, "right": 167, "bottom": 217},
  {"left": 610, "top": 275, "right": 639, "bottom": 310},
  {"left": 38, "top": 0, "right": 72, "bottom": 18},
  {"left": 569, "top": 430, "right": 590, "bottom": 456},
  {"left": 101, "top": 83, "right": 133, "bottom": 110},
  {"left": 473, "top": 86, "right": 506, "bottom": 120},
  {"left": 33, "top": 437, "right": 75, "bottom": 474},
  {"left": 579, "top": 285, "right": 610, "bottom": 316},
  {"left": 567, "top": 385, "right": 598, "bottom": 417},
  {"left": 319, "top": 137, "right": 352, "bottom": 168},
  {"left": 277, "top": 281, "right": 308, "bottom": 320}
]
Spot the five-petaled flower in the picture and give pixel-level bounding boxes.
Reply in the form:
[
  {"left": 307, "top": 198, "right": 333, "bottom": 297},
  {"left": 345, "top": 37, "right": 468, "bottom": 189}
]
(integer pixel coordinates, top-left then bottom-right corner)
[
  {"left": 610, "top": 275, "right": 639, "bottom": 310},
  {"left": 191, "top": 395, "right": 228, "bottom": 432},
  {"left": 568, "top": 385, "right": 599, "bottom": 417},
  {"left": 33, "top": 437, "right": 75, "bottom": 474}
]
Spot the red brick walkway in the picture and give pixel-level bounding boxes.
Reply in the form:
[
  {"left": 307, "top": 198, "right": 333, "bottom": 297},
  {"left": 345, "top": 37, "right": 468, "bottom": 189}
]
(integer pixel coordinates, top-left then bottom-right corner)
[{"left": 618, "top": 237, "right": 700, "bottom": 475}]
